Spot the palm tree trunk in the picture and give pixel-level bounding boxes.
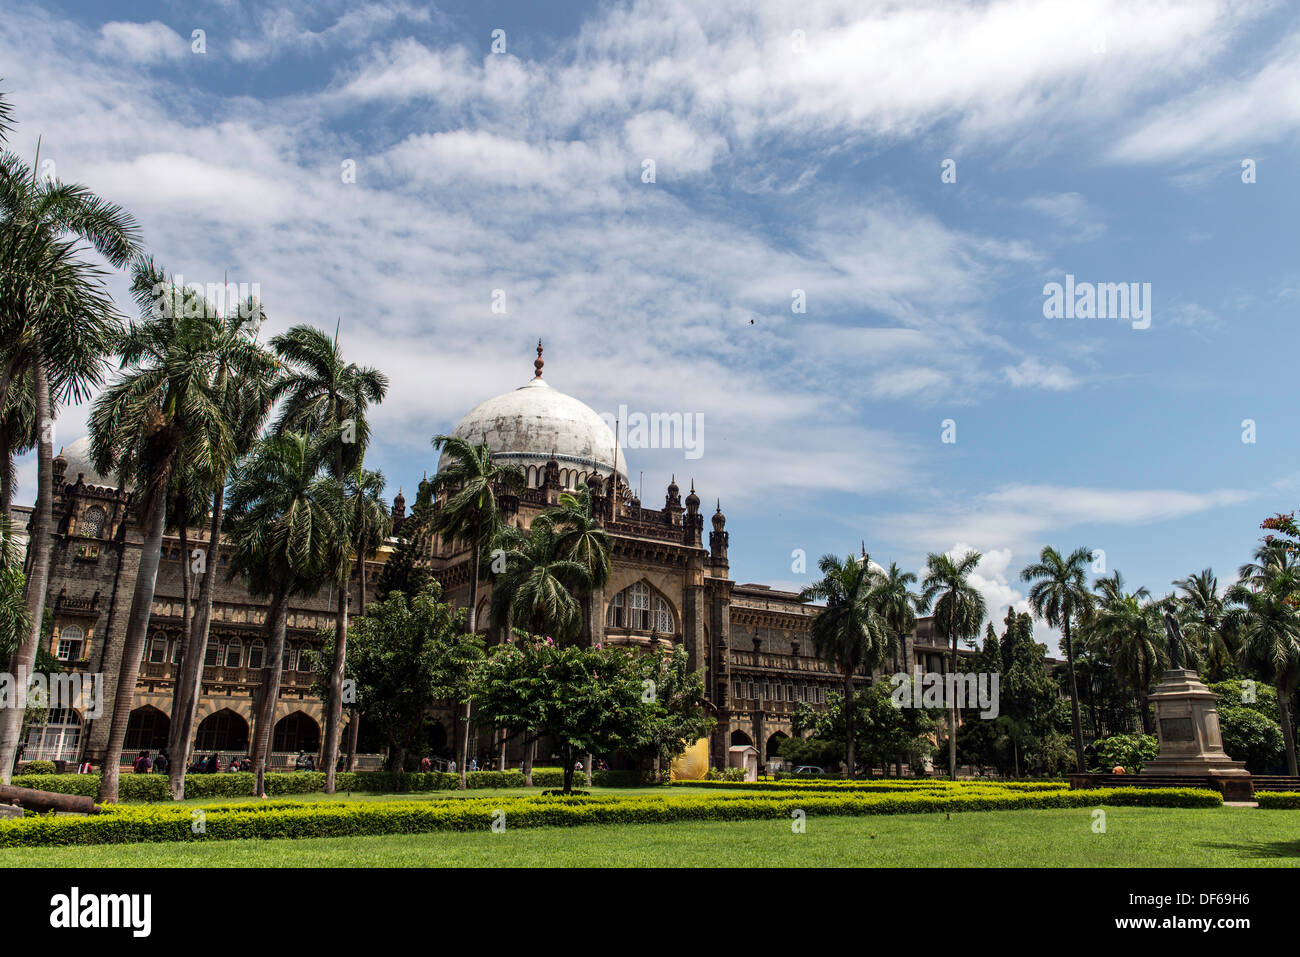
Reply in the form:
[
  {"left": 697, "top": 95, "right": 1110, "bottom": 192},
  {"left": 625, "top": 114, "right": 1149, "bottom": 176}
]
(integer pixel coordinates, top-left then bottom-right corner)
[
  {"left": 1277, "top": 680, "right": 1298, "bottom": 777},
  {"left": 169, "top": 502, "right": 192, "bottom": 779},
  {"left": 459, "top": 540, "right": 480, "bottom": 790},
  {"left": 251, "top": 589, "right": 290, "bottom": 797},
  {"left": 323, "top": 579, "right": 348, "bottom": 794},
  {"left": 524, "top": 738, "right": 534, "bottom": 787},
  {"left": 345, "top": 711, "right": 359, "bottom": 771},
  {"left": 1063, "top": 615, "right": 1086, "bottom": 772},
  {"left": 167, "top": 485, "right": 223, "bottom": 800},
  {"left": 97, "top": 486, "right": 168, "bottom": 804},
  {"left": 0, "top": 362, "right": 51, "bottom": 784},
  {"left": 949, "top": 634, "right": 959, "bottom": 779},
  {"left": 843, "top": 668, "right": 856, "bottom": 779}
]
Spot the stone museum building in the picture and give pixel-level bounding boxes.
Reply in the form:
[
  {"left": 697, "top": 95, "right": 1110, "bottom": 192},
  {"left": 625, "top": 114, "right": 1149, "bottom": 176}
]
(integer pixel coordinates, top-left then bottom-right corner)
[{"left": 16, "top": 346, "right": 956, "bottom": 773}]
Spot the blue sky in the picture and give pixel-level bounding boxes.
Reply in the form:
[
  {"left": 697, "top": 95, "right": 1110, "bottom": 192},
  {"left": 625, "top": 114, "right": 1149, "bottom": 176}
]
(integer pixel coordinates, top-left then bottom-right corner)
[{"left": 4, "top": 0, "right": 1298, "bottom": 652}]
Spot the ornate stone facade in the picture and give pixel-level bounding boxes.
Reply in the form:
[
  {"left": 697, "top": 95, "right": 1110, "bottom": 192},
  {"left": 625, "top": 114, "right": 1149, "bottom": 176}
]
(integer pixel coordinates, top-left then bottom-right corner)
[{"left": 17, "top": 349, "right": 955, "bottom": 773}]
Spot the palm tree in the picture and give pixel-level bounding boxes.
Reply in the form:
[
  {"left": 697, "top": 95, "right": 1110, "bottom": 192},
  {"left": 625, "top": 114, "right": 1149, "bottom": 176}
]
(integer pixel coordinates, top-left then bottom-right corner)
[
  {"left": 797, "top": 553, "right": 893, "bottom": 779},
  {"left": 488, "top": 523, "right": 591, "bottom": 640},
  {"left": 873, "top": 560, "right": 920, "bottom": 673},
  {"left": 225, "top": 432, "right": 342, "bottom": 797},
  {"left": 165, "top": 294, "right": 279, "bottom": 800},
  {"left": 1090, "top": 582, "right": 1163, "bottom": 732},
  {"left": 271, "top": 324, "right": 387, "bottom": 794},
  {"left": 921, "top": 550, "right": 987, "bottom": 779},
  {"left": 88, "top": 263, "right": 239, "bottom": 804},
  {"left": 1174, "top": 569, "right": 1233, "bottom": 681},
  {"left": 1225, "top": 542, "right": 1300, "bottom": 775},
  {"left": 429, "top": 434, "right": 525, "bottom": 787},
  {"left": 0, "top": 146, "right": 139, "bottom": 784},
  {"left": 338, "top": 465, "right": 390, "bottom": 771},
  {"left": 1019, "top": 546, "right": 1093, "bottom": 773},
  {"left": 0, "top": 513, "right": 30, "bottom": 665}
]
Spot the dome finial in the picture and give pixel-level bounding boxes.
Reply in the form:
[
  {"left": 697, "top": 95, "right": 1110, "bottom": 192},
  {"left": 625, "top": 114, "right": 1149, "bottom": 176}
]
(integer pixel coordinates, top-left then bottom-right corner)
[{"left": 534, "top": 339, "right": 544, "bottom": 378}]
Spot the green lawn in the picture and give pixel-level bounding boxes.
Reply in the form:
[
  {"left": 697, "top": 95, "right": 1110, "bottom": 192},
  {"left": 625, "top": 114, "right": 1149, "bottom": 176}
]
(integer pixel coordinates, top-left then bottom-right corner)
[{"left": 5, "top": 806, "right": 1299, "bottom": 867}]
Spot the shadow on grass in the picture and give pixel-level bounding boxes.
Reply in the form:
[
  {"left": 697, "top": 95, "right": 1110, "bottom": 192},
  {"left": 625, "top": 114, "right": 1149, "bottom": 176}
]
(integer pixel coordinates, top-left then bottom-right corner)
[{"left": 1199, "top": 840, "right": 1300, "bottom": 859}]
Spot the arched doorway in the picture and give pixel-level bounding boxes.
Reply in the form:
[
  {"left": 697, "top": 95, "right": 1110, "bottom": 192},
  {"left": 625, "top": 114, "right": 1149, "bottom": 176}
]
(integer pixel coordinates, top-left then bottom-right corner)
[
  {"left": 273, "top": 712, "right": 321, "bottom": 754},
  {"left": 766, "top": 731, "right": 788, "bottom": 760},
  {"left": 195, "top": 708, "right": 249, "bottom": 753},
  {"left": 124, "top": 705, "right": 170, "bottom": 752},
  {"left": 730, "top": 729, "right": 753, "bottom": 747}
]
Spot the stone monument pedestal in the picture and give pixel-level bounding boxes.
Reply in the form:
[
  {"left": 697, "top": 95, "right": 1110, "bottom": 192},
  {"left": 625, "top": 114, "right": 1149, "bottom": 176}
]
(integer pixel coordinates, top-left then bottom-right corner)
[{"left": 1140, "top": 668, "right": 1253, "bottom": 800}]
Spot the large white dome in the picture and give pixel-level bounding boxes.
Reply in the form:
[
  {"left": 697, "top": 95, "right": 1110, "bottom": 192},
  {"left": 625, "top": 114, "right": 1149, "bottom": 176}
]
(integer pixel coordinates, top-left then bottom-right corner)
[{"left": 437, "top": 352, "right": 628, "bottom": 490}]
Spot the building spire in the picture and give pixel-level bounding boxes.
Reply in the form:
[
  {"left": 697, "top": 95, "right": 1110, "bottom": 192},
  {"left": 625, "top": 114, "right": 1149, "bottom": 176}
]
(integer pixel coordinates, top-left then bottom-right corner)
[{"left": 534, "top": 338, "right": 544, "bottom": 378}]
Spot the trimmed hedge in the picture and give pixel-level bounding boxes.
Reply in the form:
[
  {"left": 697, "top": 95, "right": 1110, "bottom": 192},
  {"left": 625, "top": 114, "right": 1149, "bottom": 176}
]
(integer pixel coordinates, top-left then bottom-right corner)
[
  {"left": 675, "top": 779, "right": 1069, "bottom": 794},
  {"left": 0, "top": 786, "right": 1222, "bottom": 848},
  {"left": 9, "top": 768, "right": 650, "bottom": 802},
  {"left": 1255, "top": 791, "right": 1300, "bottom": 809}
]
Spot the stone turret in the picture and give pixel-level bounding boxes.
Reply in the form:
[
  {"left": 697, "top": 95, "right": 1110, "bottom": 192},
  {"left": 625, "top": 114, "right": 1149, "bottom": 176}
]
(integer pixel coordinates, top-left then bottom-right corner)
[
  {"left": 710, "top": 499, "right": 729, "bottom": 570},
  {"left": 684, "top": 480, "right": 702, "bottom": 546}
]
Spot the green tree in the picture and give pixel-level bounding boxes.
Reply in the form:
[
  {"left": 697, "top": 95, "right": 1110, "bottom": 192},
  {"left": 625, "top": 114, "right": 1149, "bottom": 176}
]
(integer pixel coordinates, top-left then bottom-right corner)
[
  {"left": 921, "top": 550, "right": 987, "bottom": 779},
  {"left": 633, "top": 641, "right": 715, "bottom": 779},
  {"left": 873, "top": 560, "right": 920, "bottom": 673},
  {"left": 0, "top": 141, "right": 138, "bottom": 784},
  {"left": 474, "top": 636, "right": 645, "bottom": 794},
  {"left": 1174, "top": 568, "right": 1233, "bottom": 681},
  {"left": 1090, "top": 580, "right": 1165, "bottom": 733},
  {"left": 797, "top": 553, "right": 894, "bottom": 779},
  {"left": 1020, "top": 545, "right": 1094, "bottom": 773},
  {"left": 1224, "top": 542, "right": 1300, "bottom": 775},
  {"left": 324, "top": 582, "right": 477, "bottom": 772},
  {"left": 429, "top": 434, "right": 525, "bottom": 788},
  {"left": 225, "top": 432, "right": 342, "bottom": 796},
  {"left": 165, "top": 291, "right": 278, "bottom": 800},
  {"left": 488, "top": 523, "right": 590, "bottom": 640},
  {"left": 88, "top": 263, "right": 243, "bottom": 804},
  {"left": 271, "top": 324, "right": 388, "bottom": 793}
]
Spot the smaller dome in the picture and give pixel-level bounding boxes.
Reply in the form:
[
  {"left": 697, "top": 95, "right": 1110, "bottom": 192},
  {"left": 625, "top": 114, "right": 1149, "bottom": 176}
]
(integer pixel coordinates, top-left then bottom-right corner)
[
  {"left": 685, "top": 480, "right": 699, "bottom": 509},
  {"left": 61, "top": 436, "right": 131, "bottom": 490}
]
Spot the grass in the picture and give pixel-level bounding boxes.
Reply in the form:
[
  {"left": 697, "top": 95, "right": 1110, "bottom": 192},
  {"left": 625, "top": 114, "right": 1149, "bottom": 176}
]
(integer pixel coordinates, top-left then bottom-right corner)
[{"left": 4, "top": 806, "right": 1298, "bottom": 867}]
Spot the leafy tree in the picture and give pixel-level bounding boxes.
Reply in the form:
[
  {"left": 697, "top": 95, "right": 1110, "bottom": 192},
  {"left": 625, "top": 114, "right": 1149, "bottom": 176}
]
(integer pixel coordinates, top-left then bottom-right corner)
[
  {"left": 631, "top": 642, "right": 715, "bottom": 778},
  {"left": 321, "top": 582, "right": 477, "bottom": 772},
  {"left": 797, "top": 553, "right": 895, "bottom": 779},
  {"left": 225, "top": 432, "right": 342, "bottom": 796},
  {"left": 921, "top": 549, "right": 987, "bottom": 779},
  {"left": 1020, "top": 545, "right": 1094, "bottom": 773},
  {"left": 532, "top": 487, "right": 612, "bottom": 641},
  {"left": 873, "top": 560, "right": 921, "bottom": 673},
  {"left": 1092, "top": 732, "right": 1158, "bottom": 773},
  {"left": 1217, "top": 706, "right": 1284, "bottom": 774},
  {"left": 474, "top": 635, "right": 645, "bottom": 793}
]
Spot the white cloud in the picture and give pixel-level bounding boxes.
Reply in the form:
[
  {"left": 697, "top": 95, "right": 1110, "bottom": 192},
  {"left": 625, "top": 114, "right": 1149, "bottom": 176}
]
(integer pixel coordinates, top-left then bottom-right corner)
[{"left": 98, "top": 21, "right": 187, "bottom": 64}]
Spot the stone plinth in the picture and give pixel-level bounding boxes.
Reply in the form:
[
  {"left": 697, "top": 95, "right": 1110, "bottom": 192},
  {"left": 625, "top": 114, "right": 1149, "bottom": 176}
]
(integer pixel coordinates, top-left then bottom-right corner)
[{"left": 1140, "top": 668, "right": 1253, "bottom": 800}]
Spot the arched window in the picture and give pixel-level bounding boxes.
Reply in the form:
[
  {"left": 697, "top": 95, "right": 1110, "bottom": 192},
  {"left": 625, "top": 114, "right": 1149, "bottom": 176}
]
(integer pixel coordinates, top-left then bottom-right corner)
[
  {"left": 248, "top": 641, "right": 265, "bottom": 670},
  {"left": 204, "top": 640, "right": 220, "bottom": 667},
  {"left": 79, "top": 506, "right": 106, "bottom": 539},
  {"left": 606, "top": 582, "right": 676, "bottom": 634},
  {"left": 148, "top": 637, "right": 167, "bottom": 664},
  {"left": 224, "top": 639, "right": 242, "bottom": 668},
  {"left": 56, "top": 625, "right": 84, "bottom": 661}
]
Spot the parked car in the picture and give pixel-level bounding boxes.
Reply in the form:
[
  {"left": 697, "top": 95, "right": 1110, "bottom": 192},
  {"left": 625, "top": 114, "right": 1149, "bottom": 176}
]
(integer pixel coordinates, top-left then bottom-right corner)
[{"left": 790, "top": 765, "right": 825, "bottom": 776}]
